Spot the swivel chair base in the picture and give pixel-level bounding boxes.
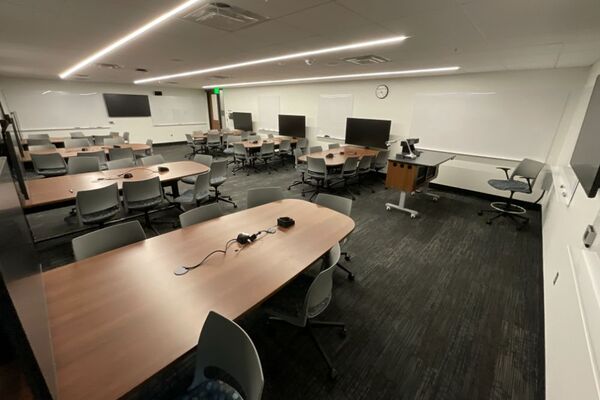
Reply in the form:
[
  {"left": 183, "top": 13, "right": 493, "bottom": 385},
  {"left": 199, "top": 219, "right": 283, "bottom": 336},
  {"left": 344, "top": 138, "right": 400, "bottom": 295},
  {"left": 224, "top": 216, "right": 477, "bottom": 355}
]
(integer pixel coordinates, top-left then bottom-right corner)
[{"left": 478, "top": 201, "right": 529, "bottom": 230}]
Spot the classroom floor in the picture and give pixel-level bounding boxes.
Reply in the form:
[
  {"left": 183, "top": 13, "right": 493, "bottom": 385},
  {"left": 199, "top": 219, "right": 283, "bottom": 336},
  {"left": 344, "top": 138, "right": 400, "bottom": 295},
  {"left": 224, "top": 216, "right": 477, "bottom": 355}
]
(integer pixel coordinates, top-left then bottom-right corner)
[{"left": 29, "top": 144, "right": 544, "bottom": 400}]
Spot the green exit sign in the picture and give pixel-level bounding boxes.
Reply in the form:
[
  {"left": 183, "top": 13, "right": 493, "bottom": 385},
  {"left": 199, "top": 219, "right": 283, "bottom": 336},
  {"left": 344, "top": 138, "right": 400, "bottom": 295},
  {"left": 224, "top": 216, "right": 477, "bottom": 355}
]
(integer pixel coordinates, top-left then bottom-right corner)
[{"left": 213, "top": 88, "right": 221, "bottom": 94}]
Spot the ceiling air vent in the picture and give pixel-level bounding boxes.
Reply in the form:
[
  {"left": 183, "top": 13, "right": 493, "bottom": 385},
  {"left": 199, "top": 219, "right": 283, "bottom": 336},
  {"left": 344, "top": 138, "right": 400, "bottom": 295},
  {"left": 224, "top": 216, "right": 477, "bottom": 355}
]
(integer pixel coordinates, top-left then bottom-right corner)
[
  {"left": 343, "top": 55, "right": 391, "bottom": 65},
  {"left": 208, "top": 75, "right": 230, "bottom": 80},
  {"left": 181, "top": 2, "right": 266, "bottom": 32},
  {"left": 97, "top": 63, "right": 123, "bottom": 70}
]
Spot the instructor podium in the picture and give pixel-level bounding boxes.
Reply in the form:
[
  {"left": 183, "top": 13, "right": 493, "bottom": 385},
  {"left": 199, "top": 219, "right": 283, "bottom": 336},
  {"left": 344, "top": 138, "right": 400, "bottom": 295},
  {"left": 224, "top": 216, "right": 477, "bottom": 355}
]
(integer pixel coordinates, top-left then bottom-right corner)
[{"left": 385, "top": 150, "right": 456, "bottom": 218}]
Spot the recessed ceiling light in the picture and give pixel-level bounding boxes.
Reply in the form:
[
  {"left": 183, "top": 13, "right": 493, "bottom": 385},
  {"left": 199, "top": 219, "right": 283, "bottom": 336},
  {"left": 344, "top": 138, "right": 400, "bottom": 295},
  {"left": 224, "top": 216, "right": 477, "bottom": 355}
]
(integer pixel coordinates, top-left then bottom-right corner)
[
  {"left": 135, "top": 35, "right": 409, "bottom": 84},
  {"left": 59, "top": 0, "right": 203, "bottom": 79},
  {"left": 201, "top": 67, "right": 461, "bottom": 89}
]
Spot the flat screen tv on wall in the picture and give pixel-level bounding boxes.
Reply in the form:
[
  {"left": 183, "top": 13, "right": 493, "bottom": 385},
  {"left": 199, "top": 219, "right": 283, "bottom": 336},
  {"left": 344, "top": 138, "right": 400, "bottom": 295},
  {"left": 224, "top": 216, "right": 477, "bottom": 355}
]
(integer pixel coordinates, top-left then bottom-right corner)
[
  {"left": 103, "top": 94, "right": 151, "bottom": 117},
  {"left": 570, "top": 75, "right": 600, "bottom": 198}
]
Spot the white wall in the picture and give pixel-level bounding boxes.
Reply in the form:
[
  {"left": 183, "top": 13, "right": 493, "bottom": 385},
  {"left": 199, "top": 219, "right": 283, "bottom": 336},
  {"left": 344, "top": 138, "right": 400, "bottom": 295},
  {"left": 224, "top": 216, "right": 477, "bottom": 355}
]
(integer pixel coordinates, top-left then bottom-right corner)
[
  {"left": 0, "top": 77, "right": 209, "bottom": 144},
  {"left": 222, "top": 68, "right": 588, "bottom": 198},
  {"left": 542, "top": 60, "right": 600, "bottom": 400}
]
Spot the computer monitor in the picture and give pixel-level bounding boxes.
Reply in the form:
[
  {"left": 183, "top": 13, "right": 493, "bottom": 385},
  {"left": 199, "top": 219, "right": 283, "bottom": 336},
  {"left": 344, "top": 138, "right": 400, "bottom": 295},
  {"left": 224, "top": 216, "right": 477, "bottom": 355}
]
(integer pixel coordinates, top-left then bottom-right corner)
[
  {"left": 231, "top": 112, "right": 253, "bottom": 131},
  {"left": 345, "top": 117, "right": 391, "bottom": 149},
  {"left": 278, "top": 114, "right": 306, "bottom": 138}
]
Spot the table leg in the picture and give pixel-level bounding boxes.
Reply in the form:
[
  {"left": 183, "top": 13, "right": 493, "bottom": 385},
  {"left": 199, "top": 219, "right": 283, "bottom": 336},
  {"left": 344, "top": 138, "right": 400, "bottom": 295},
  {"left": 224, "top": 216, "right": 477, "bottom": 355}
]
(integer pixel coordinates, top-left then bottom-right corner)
[
  {"left": 170, "top": 181, "right": 180, "bottom": 198},
  {"left": 385, "top": 191, "right": 419, "bottom": 219}
]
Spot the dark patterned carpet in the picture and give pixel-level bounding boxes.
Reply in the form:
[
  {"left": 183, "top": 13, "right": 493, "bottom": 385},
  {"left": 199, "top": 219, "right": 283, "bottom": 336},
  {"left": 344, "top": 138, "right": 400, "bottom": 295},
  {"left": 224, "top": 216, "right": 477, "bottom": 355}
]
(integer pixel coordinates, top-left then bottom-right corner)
[{"left": 31, "top": 144, "right": 544, "bottom": 400}]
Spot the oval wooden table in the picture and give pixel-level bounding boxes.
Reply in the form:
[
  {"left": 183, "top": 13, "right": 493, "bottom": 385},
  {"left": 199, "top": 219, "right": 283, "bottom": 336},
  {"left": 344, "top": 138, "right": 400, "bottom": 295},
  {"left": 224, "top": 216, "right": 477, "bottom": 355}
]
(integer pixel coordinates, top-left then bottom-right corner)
[
  {"left": 22, "top": 143, "right": 150, "bottom": 162},
  {"left": 298, "top": 145, "right": 379, "bottom": 167},
  {"left": 43, "top": 199, "right": 355, "bottom": 400}
]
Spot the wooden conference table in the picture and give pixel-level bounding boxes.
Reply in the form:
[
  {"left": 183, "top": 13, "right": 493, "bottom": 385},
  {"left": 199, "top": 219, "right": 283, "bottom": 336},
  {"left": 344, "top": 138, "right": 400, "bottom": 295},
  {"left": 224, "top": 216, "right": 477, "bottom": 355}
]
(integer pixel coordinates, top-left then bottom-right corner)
[
  {"left": 234, "top": 135, "right": 299, "bottom": 149},
  {"left": 298, "top": 145, "right": 379, "bottom": 166},
  {"left": 22, "top": 160, "right": 208, "bottom": 211},
  {"left": 192, "top": 130, "right": 243, "bottom": 140},
  {"left": 22, "top": 143, "right": 150, "bottom": 162},
  {"left": 43, "top": 199, "right": 355, "bottom": 400}
]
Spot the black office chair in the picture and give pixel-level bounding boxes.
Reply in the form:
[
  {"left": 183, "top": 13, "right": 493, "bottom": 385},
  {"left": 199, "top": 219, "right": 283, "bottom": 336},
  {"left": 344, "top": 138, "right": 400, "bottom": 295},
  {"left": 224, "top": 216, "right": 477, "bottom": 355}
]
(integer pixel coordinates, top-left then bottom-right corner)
[{"left": 478, "top": 158, "right": 545, "bottom": 230}]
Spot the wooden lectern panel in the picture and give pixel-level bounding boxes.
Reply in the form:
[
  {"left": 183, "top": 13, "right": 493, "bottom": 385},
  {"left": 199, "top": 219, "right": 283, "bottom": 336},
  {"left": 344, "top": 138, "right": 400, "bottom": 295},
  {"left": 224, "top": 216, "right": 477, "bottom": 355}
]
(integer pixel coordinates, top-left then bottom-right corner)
[{"left": 386, "top": 160, "right": 418, "bottom": 192}]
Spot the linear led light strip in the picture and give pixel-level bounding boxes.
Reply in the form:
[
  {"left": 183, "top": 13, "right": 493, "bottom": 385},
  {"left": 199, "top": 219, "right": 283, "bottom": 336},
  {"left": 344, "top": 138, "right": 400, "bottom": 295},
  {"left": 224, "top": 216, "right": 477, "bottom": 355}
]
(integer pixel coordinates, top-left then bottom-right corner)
[
  {"left": 134, "top": 36, "right": 409, "bottom": 84},
  {"left": 59, "top": 0, "right": 203, "bottom": 79},
  {"left": 201, "top": 67, "right": 461, "bottom": 89}
]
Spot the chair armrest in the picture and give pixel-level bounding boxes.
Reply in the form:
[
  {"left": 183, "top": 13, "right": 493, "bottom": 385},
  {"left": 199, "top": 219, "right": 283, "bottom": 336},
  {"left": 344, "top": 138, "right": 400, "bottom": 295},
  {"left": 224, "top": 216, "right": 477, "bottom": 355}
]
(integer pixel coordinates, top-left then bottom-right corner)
[{"left": 496, "top": 167, "right": 511, "bottom": 179}]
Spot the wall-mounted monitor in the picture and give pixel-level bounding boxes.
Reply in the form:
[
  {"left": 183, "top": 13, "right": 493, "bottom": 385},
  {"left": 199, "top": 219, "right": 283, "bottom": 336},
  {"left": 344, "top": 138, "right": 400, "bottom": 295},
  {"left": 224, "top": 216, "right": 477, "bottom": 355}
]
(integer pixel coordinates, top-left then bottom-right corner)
[
  {"left": 103, "top": 93, "right": 151, "bottom": 117},
  {"left": 570, "top": 75, "right": 600, "bottom": 198},
  {"left": 231, "top": 112, "right": 253, "bottom": 131},
  {"left": 345, "top": 117, "right": 391, "bottom": 149},
  {"left": 278, "top": 114, "right": 306, "bottom": 138}
]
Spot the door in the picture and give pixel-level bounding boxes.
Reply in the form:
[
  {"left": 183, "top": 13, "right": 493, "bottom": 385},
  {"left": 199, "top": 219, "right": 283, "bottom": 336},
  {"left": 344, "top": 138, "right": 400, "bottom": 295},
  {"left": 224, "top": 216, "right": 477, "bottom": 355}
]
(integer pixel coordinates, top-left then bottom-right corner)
[{"left": 206, "top": 91, "right": 221, "bottom": 130}]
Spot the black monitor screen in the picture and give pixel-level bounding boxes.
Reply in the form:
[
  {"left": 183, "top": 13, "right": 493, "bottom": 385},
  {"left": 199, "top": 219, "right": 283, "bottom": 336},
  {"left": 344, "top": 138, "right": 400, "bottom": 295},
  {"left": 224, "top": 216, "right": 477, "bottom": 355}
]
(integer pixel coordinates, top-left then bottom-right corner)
[
  {"left": 278, "top": 114, "right": 306, "bottom": 138},
  {"left": 571, "top": 75, "right": 600, "bottom": 198},
  {"left": 103, "top": 94, "right": 151, "bottom": 117},
  {"left": 231, "top": 112, "right": 253, "bottom": 131},
  {"left": 345, "top": 117, "right": 391, "bottom": 149}
]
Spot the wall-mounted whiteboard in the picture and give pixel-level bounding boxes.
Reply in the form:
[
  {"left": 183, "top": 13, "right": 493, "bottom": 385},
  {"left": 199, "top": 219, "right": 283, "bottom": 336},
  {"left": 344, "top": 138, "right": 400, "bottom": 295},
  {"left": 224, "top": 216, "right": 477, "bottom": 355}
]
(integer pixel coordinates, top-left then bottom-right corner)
[
  {"left": 257, "top": 95, "right": 279, "bottom": 131},
  {"left": 410, "top": 89, "right": 570, "bottom": 160},
  {"left": 317, "top": 94, "right": 353, "bottom": 140},
  {"left": 4, "top": 89, "right": 109, "bottom": 131},
  {"left": 149, "top": 95, "right": 207, "bottom": 126}
]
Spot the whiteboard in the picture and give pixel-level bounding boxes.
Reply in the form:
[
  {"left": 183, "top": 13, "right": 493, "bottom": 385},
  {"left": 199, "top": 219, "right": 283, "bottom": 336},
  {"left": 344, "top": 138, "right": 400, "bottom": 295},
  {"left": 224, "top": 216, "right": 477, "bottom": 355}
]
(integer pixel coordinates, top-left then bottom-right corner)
[
  {"left": 4, "top": 89, "right": 109, "bottom": 131},
  {"left": 149, "top": 95, "right": 207, "bottom": 126},
  {"left": 410, "top": 89, "right": 570, "bottom": 160},
  {"left": 257, "top": 95, "right": 279, "bottom": 131},
  {"left": 317, "top": 94, "right": 353, "bottom": 140}
]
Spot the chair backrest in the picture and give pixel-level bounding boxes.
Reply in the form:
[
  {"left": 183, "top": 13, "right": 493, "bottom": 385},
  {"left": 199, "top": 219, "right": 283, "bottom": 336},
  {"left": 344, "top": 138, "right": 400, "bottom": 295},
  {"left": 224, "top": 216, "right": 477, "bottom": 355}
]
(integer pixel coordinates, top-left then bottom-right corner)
[
  {"left": 27, "top": 138, "right": 52, "bottom": 146},
  {"left": 29, "top": 144, "right": 57, "bottom": 151},
  {"left": 123, "top": 132, "right": 130, "bottom": 142},
  {"left": 108, "top": 147, "right": 134, "bottom": 161},
  {"left": 309, "top": 146, "right": 322, "bottom": 154},
  {"left": 247, "top": 187, "right": 284, "bottom": 208},
  {"left": 260, "top": 142, "right": 274, "bottom": 155},
  {"left": 193, "top": 154, "right": 213, "bottom": 167},
  {"left": 315, "top": 194, "right": 352, "bottom": 216},
  {"left": 31, "top": 153, "right": 67, "bottom": 171},
  {"left": 70, "top": 132, "right": 85, "bottom": 138},
  {"left": 192, "top": 172, "right": 211, "bottom": 200},
  {"left": 307, "top": 156, "right": 327, "bottom": 175},
  {"left": 186, "top": 134, "right": 195, "bottom": 145},
  {"left": 328, "top": 143, "right": 340, "bottom": 149},
  {"left": 77, "top": 150, "right": 107, "bottom": 164},
  {"left": 279, "top": 140, "right": 291, "bottom": 151},
  {"left": 248, "top": 134, "right": 259, "bottom": 141},
  {"left": 179, "top": 203, "right": 223, "bottom": 228},
  {"left": 76, "top": 183, "right": 120, "bottom": 222},
  {"left": 357, "top": 155, "right": 373, "bottom": 172},
  {"left": 191, "top": 311, "right": 264, "bottom": 400},
  {"left": 104, "top": 137, "right": 125, "bottom": 146},
  {"left": 223, "top": 134, "right": 234, "bottom": 145},
  {"left": 64, "top": 138, "right": 91, "bottom": 148},
  {"left": 267, "top": 133, "right": 274, "bottom": 138},
  {"left": 373, "top": 150, "right": 389, "bottom": 168},
  {"left": 342, "top": 157, "right": 359, "bottom": 174},
  {"left": 28, "top": 134, "right": 49, "bottom": 140},
  {"left": 145, "top": 139, "right": 153, "bottom": 155},
  {"left": 234, "top": 142, "right": 248, "bottom": 157},
  {"left": 93, "top": 135, "right": 110, "bottom": 145},
  {"left": 293, "top": 148, "right": 303, "bottom": 165},
  {"left": 512, "top": 158, "right": 545, "bottom": 182},
  {"left": 139, "top": 154, "right": 165, "bottom": 166},
  {"left": 110, "top": 131, "right": 120, "bottom": 137},
  {"left": 106, "top": 158, "right": 135, "bottom": 170},
  {"left": 72, "top": 220, "right": 146, "bottom": 261},
  {"left": 207, "top": 133, "right": 221, "bottom": 144},
  {"left": 298, "top": 138, "right": 308, "bottom": 149},
  {"left": 67, "top": 156, "right": 100, "bottom": 174},
  {"left": 210, "top": 159, "right": 228, "bottom": 181},
  {"left": 241, "top": 132, "right": 249, "bottom": 141},
  {"left": 122, "top": 177, "right": 163, "bottom": 210},
  {"left": 302, "top": 243, "right": 341, "bottom": 320}
]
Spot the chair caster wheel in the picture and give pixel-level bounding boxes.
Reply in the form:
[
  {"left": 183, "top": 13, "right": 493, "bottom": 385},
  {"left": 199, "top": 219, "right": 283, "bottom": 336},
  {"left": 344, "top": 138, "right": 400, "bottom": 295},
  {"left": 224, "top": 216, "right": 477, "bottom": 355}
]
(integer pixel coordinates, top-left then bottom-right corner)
[
  {"left": 386, "top": 206, "right": 391, "bottom": 211},
  {"left": 329, "top": 368, "right": 338, "bottom": 380},
  {"left": 410, "top": 214, "right": 417, "bottom": 219},
  {"left": 339, "top": 327, "right": 348, "bottom": 338},
  {"left": 433, "top": 197, "right": 438, "bottom": 202},
  {"left": 344, "top": 255, "right": 351, "bottom": 262},
  {"left": 302, "top": 193, "right": 306, "bottom": 197},
  {"left": 233, "top": 204, "right": 238, "bottom": 208},
  {"left": 477, "top": 211, "right": 483, "bottom": 216},
  {"left": 347, "top": 273, "right": 355, "bottom": 281},
  {"left": 486, "top": 220, "right": 492, "bottom": 225}
]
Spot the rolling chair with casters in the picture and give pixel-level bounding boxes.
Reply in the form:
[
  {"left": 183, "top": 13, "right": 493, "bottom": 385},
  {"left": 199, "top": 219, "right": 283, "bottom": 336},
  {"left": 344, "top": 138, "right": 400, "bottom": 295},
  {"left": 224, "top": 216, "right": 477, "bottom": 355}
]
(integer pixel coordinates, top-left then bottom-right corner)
[
  {"left": 77, "top": 150, "right": 108, "bottom": 170},
  {"left": 209, "top": 159, "right": 237, "bottom": 208},
  {"left": 123, "top": 131, "right": 130, "bottom": 143},
  {"left": 232, "top": 142, "right": 256, "bottom": 176},
  {"left": 315, "top": 194, "right": 355, "bottom": 281},
  {"left": 122, "top": 177, "right": 166, "bottom": 235},
  {"left": 31, "top": 153, "right": 68, "bottom": 177},
  {"left": 28, "top": 144, "right": 56, "bottom": 151},
  {"left": 276, "top": 139, "right": 292, "bottom": 165},
  {"left": 205, "top": 132, "right": 221, "bottom": 154},
  {"left": 258, "top": 142, "right": 277, "bottom": 173},
  {"left": 174, "top": 172, "right": 211, "bottom": 209},
  {"left": 185, "top": 134, "right": 203, "bottom": 159},
  {"left": 309, "top": 145, "right": 323, "bottom": 154},
  {"left": 329, "top": 157, "right": 359, "bottom": 200},
  {"left": 27, "top": 133, "right": 49, "bottom": 140},
  {"left": 302, "top": 157, "right": 328, "bottom": 201},
  {"left": 72, "top": 221, "right": 146, "bottom": 261},
  {"left": 247, "top": 187, "right": 283, "bottom": 208},
  {"left": 27, "top": 138, "right": 52, "bottom": 146},
  {"left": 181, "top": 154, "right": 213, "bottom": 185},
  {"left": 76, "top": 183, "right": 121, "bottom": 227},
  {"left": 328, "top": 143, "right": 340, "bottom": 149},
  {"left": 356, "top": 155, "right": 375, "bottom": 194},
  {"left": 104, "top": 137, "right": 125, "bottom": 146},
  {"left": 371, "top": 149, "right": 389, "bottom": 184},
  {"left": 108, "top": 147, "right": 135, "bottom": 162},
  {"left": 181, "top": 311, "right": 263, "bottom": 400},
  {"left": 478, "top": 158, "right": 545, "bottom": 230},
  {"left": 288, "top": 148, "right": 307, "bottom": 190},
  {"left": 179, "top": 203, "right": 223, "bottom": 228},
  {"left": 64, "top": 138, "right": 92, "bottom": 148},
  {"left": 297, "top": 137, "right": 308, "bottom": 153},
  {"left": 67, "top": 156, "right": 100, "bottom": 174},
  {"left": 139, "top": 154, "right": 165, "bottom": 166},
  {"left": 265, "top": 243, "right": 346, "bottom": 379},
  {"left": 105, "top": 158, "right": 135, "bottom": 170}
]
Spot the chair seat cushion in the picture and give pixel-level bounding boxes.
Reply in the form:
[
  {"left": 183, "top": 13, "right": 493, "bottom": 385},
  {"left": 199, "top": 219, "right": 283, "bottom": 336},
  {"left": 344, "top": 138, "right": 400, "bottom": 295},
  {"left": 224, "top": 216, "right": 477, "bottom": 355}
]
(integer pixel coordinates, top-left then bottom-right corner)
[
  {"left": 126, "top": 196, "right": 163, "bottom": 210},
  {"left": 264, "top": 274, "right": 315, "bottom": 318},
  {"left": 223, "top": 148, "right": 234, "bottom": 154},
  {"left": 488, "top": 179, "right": 530, "bottom": 193},
  {"left": 182, "top": 379, "right": 243, "bottom": 400},
  {"left": 80, "top": 206, "right": 120, "bottom": 224},
  {"left": 210, "top": 177, "right": 226, "bottom": 186},
  {"left": 182, "top": 175, "right": 198, "bottom": 185},
  {"left": 40, "top": 168, "right": 67, "bottom": 176}
]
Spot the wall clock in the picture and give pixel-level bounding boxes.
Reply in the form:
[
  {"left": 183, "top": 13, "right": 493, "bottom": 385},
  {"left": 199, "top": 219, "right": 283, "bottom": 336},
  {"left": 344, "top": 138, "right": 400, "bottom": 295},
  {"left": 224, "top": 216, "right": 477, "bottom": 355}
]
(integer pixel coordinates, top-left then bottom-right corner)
[{"left": 376, "top": 84, "right": 389, "bottom": 99}]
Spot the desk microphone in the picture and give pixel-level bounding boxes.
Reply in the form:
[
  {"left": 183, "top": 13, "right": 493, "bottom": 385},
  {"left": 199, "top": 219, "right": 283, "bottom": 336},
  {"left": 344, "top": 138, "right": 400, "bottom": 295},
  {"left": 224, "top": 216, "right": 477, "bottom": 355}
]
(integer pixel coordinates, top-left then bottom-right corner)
[{"left": 158, "top": 166, "right": 170, "bottom": 172}]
